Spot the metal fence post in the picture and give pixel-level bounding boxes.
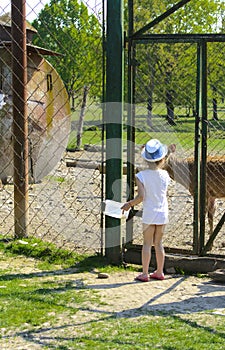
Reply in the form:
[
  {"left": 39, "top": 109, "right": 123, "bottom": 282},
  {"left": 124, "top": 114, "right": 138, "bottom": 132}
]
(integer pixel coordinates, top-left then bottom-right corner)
[
  {"left": 199, "top": 40, "right": 207, "bottom": 252},
  {"left": 12, "top": 0, "right": 29, "bottom": 237},
  {"left": 193, "top": 42, "right": 201, "bottom": 253},
  {"left": 126, "top": 0, "right": 135, "bottom": 245},
  {"left": 105, "top": 0, "right": 124, "bottom": 263}
]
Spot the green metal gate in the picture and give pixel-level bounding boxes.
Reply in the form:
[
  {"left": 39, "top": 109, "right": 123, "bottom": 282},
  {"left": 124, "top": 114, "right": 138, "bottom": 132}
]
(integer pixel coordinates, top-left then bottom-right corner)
[{"left": 122, "top": 0, "right": 225, "bottom": 262}]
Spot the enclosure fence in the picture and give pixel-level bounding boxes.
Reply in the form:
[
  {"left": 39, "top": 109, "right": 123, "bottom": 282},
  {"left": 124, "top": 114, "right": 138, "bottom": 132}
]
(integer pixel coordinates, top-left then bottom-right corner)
[
  {"left": 124, "top": 1, "right": 225, "bottom": 261},
  {"left": 0, "top": 0, "right": 225, "bottom": 264},
  {"left": 0, "top": 0, "right": 104, "bottom": 255}
]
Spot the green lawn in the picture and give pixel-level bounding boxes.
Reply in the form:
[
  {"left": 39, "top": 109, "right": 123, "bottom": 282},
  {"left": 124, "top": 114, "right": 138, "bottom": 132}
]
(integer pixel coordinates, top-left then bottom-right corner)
[
  {"left": 67, "top": 108, "right": 225, "bottom": 154},
  {"left": 0, "top": 237, "right": 225, "bottom": 349}
]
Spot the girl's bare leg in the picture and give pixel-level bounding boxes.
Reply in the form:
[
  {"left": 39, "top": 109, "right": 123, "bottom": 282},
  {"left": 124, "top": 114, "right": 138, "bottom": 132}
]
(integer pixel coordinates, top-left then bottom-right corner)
[
  {"left": 153, "top": 224, "right": 165, "bottom": 275},
  {"left": 142, "top": 224, "right": 155, "bottom": 275}
]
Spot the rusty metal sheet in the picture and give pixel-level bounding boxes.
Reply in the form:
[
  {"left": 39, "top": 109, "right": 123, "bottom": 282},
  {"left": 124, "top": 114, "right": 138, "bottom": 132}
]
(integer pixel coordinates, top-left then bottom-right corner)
[{"left": 0, "top": 53, "right": 71, "bottom": 183}]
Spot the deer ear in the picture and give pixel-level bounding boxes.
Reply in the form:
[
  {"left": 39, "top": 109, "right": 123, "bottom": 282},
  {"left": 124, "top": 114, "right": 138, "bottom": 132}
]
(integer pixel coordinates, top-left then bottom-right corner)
[{"left": 168, "top": 144, "right": 176, "bottom": 153}]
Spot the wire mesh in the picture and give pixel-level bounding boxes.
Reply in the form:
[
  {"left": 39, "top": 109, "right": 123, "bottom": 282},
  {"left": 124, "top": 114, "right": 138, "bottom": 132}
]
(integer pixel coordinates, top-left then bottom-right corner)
[
  {"left": 0, "top": 0, "right": 104, "bottom": 254},
  {"left": 1, "top": 2, "right": 225, "bottom": 348},
  {"left": 0, "top": 1, "right": 225, "bottom": 260},
  {"left": 130, "top": 39, "right": 225, "bottom": 255}
]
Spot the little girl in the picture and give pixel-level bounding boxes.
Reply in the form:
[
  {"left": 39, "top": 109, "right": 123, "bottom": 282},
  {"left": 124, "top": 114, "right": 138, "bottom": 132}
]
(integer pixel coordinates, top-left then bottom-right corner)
[{"left": 121, "top": 139, "right": 170, "bottom": 282}]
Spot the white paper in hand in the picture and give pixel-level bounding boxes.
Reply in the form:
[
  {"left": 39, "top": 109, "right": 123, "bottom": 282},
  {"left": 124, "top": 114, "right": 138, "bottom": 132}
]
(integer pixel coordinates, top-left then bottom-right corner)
[{"left": 104, "top": 200, "right": 130, "bottom": 219}]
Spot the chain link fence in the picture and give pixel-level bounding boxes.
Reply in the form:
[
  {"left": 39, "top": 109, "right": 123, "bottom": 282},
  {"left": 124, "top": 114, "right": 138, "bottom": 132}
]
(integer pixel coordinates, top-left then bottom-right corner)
[
  {"left": 0, "top": 0, "right": 104, "bottom": 254},
  {"left": 130, "top": 40, "right": 225, "bottom": 255},
  {"left": 0, "top": 1, "right": 225, "bottom": 261}
]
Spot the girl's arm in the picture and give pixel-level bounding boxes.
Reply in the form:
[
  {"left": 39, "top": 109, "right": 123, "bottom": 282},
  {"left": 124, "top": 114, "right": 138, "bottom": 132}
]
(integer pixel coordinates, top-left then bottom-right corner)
[{"left": 121, "top": 178, "right": 144, "bottom": 212}]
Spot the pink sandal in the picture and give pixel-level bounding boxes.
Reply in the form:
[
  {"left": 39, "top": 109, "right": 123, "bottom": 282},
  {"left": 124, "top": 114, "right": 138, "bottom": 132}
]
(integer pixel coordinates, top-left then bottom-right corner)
[
  {"left": 150, "top": 272, "right": 165, "bottom": 280},
  {"left": 135, "top": 274, "right": 150, "bottom": 282}
]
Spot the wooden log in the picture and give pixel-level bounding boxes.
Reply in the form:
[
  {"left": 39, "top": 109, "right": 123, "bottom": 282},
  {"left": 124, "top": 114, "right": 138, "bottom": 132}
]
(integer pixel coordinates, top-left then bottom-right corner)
[
  {"left": 208, "top": 269, "right": 225, "bottom": 283},
  {"left": 124, "top": 245, "right": 225, "bottom": 273},
  {"left": 66, "top": 160, "right": 100, "bottom": 169},
  {"left": 66, "top": 160, "right": 133, "bottom": 174}
]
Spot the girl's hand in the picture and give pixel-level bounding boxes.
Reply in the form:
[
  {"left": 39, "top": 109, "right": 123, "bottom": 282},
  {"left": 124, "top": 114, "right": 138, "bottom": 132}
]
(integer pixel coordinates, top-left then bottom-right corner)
[{"left": 121, "top": 202, "right": 132, "bottom": 213}]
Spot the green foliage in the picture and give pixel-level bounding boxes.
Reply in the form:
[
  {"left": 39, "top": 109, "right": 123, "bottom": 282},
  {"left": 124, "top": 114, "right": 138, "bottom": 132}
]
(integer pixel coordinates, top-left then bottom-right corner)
[
  {"left": 129, "top": 0, "right": 225, "bottom": 34},
  {"left": 0, "top": 236, "right": 121, "bottom": 272},
  {"left": 126, "top": 0, "right": 225, "bottom": 119},
  {"left": 32, "top": 0, "right": 102, "bottom": 99}
]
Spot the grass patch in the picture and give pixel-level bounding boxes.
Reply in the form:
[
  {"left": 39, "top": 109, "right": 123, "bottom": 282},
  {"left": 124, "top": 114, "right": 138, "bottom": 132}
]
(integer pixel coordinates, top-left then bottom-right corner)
[
  {"left": 67, "top": 112, "right": 225, "bottom": 153},
  {"left": 0, "top": 272, "right": 100, "bottom": 328},
  {"left": 1, "top": 237, "right": 81, "bottom": 267},
  {"left": 69, "top": 315, "right": 225, "bottom": 349},
  {"left": 67, "top": 129, "right": 102, "bottom": 149},
  {"left": 45, "top": 175, "right": 66, "bottom": 183},
  {"left": 0, "top": 236, "right": 127, "bottom": 272},
  {"left": 0, "top": 237, "right": 225, "bottom": 348},
  {"left": 0, "top": 236, "right": 114, "bottom": 329}
]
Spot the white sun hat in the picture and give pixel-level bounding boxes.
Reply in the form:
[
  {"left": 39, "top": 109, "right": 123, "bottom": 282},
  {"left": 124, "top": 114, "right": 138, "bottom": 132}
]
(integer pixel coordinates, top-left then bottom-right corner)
[{"left": 141, "top": 139, "right": 168, "bottom": 162}]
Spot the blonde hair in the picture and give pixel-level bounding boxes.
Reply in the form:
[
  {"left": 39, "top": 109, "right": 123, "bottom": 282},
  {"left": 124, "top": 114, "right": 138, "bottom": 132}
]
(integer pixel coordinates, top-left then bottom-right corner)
[{"left": 146, "top": 157, "right": 165, "bottom": 170}]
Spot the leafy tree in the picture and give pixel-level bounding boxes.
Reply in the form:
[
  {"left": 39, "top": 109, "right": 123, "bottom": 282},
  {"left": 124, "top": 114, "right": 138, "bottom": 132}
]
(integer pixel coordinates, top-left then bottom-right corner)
[
  {"left": 125, "top": 0, "right": 225, "bottom": 123},
  {"left": 32, "top": 0, "right": 102, "bottom": 102}
]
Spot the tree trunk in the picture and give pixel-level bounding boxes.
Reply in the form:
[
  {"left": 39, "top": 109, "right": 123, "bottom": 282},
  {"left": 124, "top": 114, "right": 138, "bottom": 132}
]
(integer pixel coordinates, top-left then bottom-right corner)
[
  {"left": 192, "top": 104, "right": 197, "bottom": 117},
  {"left": 146, "top": 63, "right": 155, "bottom": 128},
  {"left": 166, "top": 90, "right": 176, "bottom": 125},
  {"left": 71, "top": 90, "right": 75, "bottom": 111},
  {"left": 76, "top": 85, "right": 89, "bottom": 149},
  {"left": 147, "top": 95, "right": 153, "bottom": 128},
  {"left": 213, "top": 97, "right": 218, "bottom": 121}
]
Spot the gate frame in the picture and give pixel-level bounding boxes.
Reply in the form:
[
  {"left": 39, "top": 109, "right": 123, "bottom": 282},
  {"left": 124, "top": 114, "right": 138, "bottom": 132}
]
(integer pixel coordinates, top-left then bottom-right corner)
[
  {"left": 105, "top": 0, "right": 124, "bottom": 264},
  {"left": 125, "top": 1, "right": 225, "bottom": 258}
]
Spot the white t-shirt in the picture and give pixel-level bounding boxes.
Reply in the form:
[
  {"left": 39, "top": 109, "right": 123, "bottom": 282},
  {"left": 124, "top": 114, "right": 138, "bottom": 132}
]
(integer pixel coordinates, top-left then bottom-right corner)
[{"left": 136, "top": 168, "right": 170, "bottom": 225}]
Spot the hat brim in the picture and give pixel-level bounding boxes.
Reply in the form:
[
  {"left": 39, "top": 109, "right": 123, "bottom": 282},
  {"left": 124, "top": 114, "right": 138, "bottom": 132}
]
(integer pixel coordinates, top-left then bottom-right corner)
[{"left": 141, "top": 144, "right": 168, "bottom": 162}]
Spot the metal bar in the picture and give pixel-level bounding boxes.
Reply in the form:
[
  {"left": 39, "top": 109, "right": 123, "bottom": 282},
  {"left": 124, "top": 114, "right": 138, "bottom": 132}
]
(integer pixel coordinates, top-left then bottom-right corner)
[
  {"left": 100, "top": 0, "right": 106, "bottom": 256},
  {"left": 12, "top": 0, "right": 29, "bottom": 238},
  {"left": 105, "top": 0, "right": 124, "bottom": 264},
  {"left": 201, "top": 212, "right": 225, "bottom": 255},
  {"left": 193, "top": 43, "right": 201, "bottom": 254},
  {"left": 126, "top": 0, "right": 135, "bottom": 245},
  {"left": 199, "top": 40, "right": 208, "bottom": 252},
  {"left": 132, "top": 0, "right": 192, "bottom": 38},
  {"left": 131, "top": 33, "right": 225, "bottom": 43}
]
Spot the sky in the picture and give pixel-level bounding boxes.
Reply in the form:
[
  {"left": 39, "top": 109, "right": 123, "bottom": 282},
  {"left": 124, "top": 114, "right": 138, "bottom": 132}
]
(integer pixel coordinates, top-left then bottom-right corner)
[
  {"left": 0, "top": 0, "right": 49, "bottom": 21},
  {"left": 0, "top": 0, "right": 102, "bottom": 22}
]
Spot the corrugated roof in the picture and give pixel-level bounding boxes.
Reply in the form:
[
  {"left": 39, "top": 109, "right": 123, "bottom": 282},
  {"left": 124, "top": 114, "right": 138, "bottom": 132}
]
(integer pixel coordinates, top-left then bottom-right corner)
[
  {"left": 0, "top": 12, "right": 37, "bottom": 33},
  {"left": 0, "top": 41, "right": 63, "bottom": 56}
]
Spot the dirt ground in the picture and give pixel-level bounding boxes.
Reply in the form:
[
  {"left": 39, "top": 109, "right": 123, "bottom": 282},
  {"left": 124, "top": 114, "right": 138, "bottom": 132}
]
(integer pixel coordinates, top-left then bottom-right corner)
[
  {"left": 82, "top": 270, "right": 225, "bottom": 317},
  {"left": 1, "top": 148, "right": 225, "bottom": 255},
  {"left": 64, "top": 149, "right": 225, "bottom": 254}
]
